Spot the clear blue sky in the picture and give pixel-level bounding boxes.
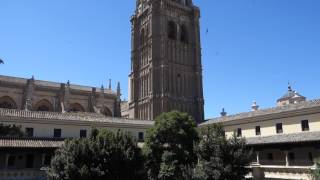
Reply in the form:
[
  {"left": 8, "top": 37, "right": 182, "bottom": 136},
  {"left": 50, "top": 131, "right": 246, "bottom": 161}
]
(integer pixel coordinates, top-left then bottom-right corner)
[{"left": 0, "top": 0, "right": 319, "bottom": 119}]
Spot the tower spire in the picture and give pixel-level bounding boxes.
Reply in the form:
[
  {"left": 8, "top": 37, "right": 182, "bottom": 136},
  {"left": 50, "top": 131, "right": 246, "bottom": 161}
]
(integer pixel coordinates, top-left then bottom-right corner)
[
  {"left": 117, "top": 82, "right": 121, "bottom": 98},
  {"left": 108, "top": 79, "right": 112, "bottom": 90}
]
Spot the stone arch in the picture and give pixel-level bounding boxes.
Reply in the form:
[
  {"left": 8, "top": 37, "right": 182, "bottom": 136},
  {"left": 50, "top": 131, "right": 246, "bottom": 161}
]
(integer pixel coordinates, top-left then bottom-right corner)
[
  {"left": 100, "top": 106, "right": 113, "bottom": 117},
  {"left": 0, "top": 96, "right": 17, "bottom": 109},
  {"left": 168, "top": 21, "right": 177, "bottom": 40},
  {"left": 34, "top": 99, "right": 54, "bottom": 112},
  {"left": 69, "top": 103, "right": 85, "bottom": 112}
]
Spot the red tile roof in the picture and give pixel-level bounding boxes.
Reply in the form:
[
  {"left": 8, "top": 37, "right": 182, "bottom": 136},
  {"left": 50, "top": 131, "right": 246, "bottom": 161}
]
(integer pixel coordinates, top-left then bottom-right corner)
[{"left": 0, "top": 137, "right": 64, "bottom": 148}]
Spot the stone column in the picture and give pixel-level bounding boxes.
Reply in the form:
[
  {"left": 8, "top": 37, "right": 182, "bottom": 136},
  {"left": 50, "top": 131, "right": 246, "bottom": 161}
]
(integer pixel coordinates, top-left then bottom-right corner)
[
  {"left": 284, "top": 151, "right": 289, "bottom": 166},
  {"left": 4, "top": 154, "right": 10, "bottom": 169},
  {"left": 256, "top": 151, "right": 260, "bottom": 165}
]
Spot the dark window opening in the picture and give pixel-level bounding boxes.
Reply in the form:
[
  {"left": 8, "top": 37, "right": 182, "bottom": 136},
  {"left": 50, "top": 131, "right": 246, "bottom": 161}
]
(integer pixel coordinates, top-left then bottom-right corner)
[
  {"left": 180, "top": 25, "right": 188, "bottom": 43},
  {"left": 140, "top": 29, "right": 145, "bottom": 46},
  {"left": 309, "top": 152, "right": 313, "bottom": 162},
  {"left": 26, "top": 154, "right": 34, "bottom": 168},
  {"left": 8, "top": 156, "right": 15, "bottom": 167},
  {"left": 37, "top": 105, "right": 50, "bottom": 112},
  {"left": 54, "top": 129, "right": 62, "bottom": 138},
  {"left": 168, "top": 21, "right": 177, "bottom": 40},
  {"left": 0, "top": 101, "right": 14, "bottom": 109},
  {"left": 289, "top": 152, "right": 295, "bottom": 160},
  {"left": 255, "top": 126, "right": 261, "bottom": 136},
  {"left": 301, "top": 120, "right": 309, "bottom": 131},
  {"left": 80, "top": 130, "right": 87, "bottom": 138},
  {"left": 237, "top": 128, "right": 242, "bottom": 137},
  {"left": 138, "top": 132, "right": 144, "bottom": 142},
  {"left": 25, "top": 128, "right": 34, "bottom": 137},
  {"left": 276, "top": 123, "right": 283, "bottom": 134},
  {"left": 267, "top": 153, "right": 274, "bottom": 160},
  {"left": 44, "top": 155, "right": 51, "bottom": 166}
]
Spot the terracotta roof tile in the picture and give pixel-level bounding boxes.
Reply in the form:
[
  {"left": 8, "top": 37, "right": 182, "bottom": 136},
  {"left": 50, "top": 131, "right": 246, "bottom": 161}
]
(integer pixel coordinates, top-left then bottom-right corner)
[
  {"left": 0, "top": 137, "right": 64, "bottom": 148},
  {"left": 246, "top": 131, "right": 320, "bottom": 146}
]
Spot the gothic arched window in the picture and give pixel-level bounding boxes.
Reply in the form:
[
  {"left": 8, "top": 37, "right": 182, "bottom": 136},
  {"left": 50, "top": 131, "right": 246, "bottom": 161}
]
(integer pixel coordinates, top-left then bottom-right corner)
[
  {"left": 180, "top": 25, "right": 188, "bottom": 43},
  {"left": 69, "top": 103, "right": 85, "bottom": 112},
  {"left": 100, "top": 106, "right": 113, "bottom": 117},
  {"left": 168, "top": 21, "right": 177, "bottom": 40},
  {"left": 140, "top": 28, "right": 145, "bottom": 46},
  {"left": 0, "top": 96, "right": 17, "bottom": 109},
  {"left": 34, "top": 99, "right": 54, "bottom": 112}
]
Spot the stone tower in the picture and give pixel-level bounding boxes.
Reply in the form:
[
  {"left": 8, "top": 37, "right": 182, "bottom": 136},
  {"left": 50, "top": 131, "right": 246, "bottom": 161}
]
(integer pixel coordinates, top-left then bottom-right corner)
[{"left": 128, "top": 0, "right": 204, "bottom": 123}]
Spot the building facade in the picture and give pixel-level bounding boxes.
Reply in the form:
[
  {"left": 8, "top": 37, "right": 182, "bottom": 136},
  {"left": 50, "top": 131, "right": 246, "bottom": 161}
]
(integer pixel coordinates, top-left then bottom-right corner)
[
  {"left": 201, "top": 86, "right": 320, "bottom": 180},
  {"left": 128, "top": 0, "right": 204, "bottom": 123},
  {"left": 0, "top": 75, "right": 121, "bottom": 117}
]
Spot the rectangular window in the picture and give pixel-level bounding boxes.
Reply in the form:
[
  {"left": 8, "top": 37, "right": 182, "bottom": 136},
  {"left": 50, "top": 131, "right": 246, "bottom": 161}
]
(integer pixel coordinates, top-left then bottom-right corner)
[
  {"left": 255, "top": 126, "right": 261, "bottom": 136},
  {"left": 26, "top": 154, "right": 34, "bottom": 168},
  {"left": 54, "top": 129, "right": 62, "bottom": 138},
  {"left": 276, "top": 123, "right": 283, "bottom": 134},
  {"left": 25, "top": 128, "right": 34, "bottom": 137},
  {"left": 80, "top": 130, "right": 87, "bottom": 138},
  {"left": 237, "top": 128, "right": 242, "bottom": 137},
  {"left": 138, "top": 132, "right": 144, "bottom": 142},
  {"left": 301, "top": 120, "right": 309, "bottom": 131}
]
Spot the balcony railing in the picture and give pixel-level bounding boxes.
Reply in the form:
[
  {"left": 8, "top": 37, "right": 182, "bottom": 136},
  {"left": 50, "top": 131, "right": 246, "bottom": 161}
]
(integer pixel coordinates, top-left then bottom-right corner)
[
  {"left": 246, "top": 164, "right": 315, "bottom": 180},
  {"left": 0, "top": 169, "right": 46, "bottom": 180}
]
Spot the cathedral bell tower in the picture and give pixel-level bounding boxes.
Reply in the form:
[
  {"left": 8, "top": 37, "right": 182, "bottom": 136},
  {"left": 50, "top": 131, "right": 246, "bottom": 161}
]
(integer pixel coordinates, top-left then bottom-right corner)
[{"left": 128, "top": 0, "right": 204, "bottom": 123}]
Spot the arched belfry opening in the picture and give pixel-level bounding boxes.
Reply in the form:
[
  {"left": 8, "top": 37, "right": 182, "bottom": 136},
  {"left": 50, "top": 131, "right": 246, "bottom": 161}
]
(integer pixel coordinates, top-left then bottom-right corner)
[
  {"left": 34, "top": 99, "right": 54, "bottom": 112},
  {"left": 0, "top": 96, "right": 17, "bottom": 109},
  {"left": 168, "top": 21, "right": 177, "bottom": 40}
]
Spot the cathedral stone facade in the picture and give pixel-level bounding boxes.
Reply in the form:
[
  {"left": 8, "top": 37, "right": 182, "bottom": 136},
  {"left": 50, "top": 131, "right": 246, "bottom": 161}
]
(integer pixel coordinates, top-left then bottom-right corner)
[
  {"left": 128, "top": 0, "right": 204, "bottom": 123},
  {"left": 0, "top": 75, "right": 121, "bottom": 117}
]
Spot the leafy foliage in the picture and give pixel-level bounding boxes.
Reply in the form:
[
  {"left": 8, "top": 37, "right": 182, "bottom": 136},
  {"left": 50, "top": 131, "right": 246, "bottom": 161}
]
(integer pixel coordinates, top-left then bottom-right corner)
[
  {"left": 0, "top": 124, "right": 24, "bottom": 137},
  {"left": 47, "top": 129, "right": 145, "bottom": 180},
  {"left": 312, "top": 161, "right": 320, "bottom": 180},
  {"left": 144, "top": 111, "right": 199, "bottom": 180},
  {"left": 194, "top": 124, "right": 253, "bottom": 180}
]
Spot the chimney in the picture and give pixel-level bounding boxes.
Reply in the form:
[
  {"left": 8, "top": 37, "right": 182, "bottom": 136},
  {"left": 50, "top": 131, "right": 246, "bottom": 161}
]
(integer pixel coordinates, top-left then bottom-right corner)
[{"left": 251, "top": 101, "right": 259, "bottom": 111}]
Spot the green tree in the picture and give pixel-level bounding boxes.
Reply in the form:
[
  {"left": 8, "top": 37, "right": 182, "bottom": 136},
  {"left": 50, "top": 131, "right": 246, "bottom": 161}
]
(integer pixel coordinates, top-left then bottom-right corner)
[
  {"left": 194, "top": 124, "right": 253, "bottom": 180},
  {"left": 144, "top": 111, "right": 199, "bottom": 180},
  {"left": 47, "top": 129, "right": 145, "bottom": 180},
  {"left": 0, "top": 124, "right": 24, "bottom": 137},
  {"left": 312, "top": 161, "right": 320, "bottom": 180}
]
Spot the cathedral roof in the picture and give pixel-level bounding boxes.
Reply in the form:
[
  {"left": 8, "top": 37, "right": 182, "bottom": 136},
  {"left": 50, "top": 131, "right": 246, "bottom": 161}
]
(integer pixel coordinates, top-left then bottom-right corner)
[{"left": 0, "top": 75, "right": 117, "bottom": 96}]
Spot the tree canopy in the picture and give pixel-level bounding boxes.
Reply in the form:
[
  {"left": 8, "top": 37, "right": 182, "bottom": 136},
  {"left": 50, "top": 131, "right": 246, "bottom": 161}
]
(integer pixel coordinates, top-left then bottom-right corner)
[
  {"left": 194, "top": 124, "right": 253, "bottom": 180},
  {"left": 0, "top": 124, "right": 24, "bottom": 137},
  {"left": 47, "top": 129, "right": 144, "bottom": 180},
  {"left": 143, "top": 111, "right": 199, "bottom": 180}
]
